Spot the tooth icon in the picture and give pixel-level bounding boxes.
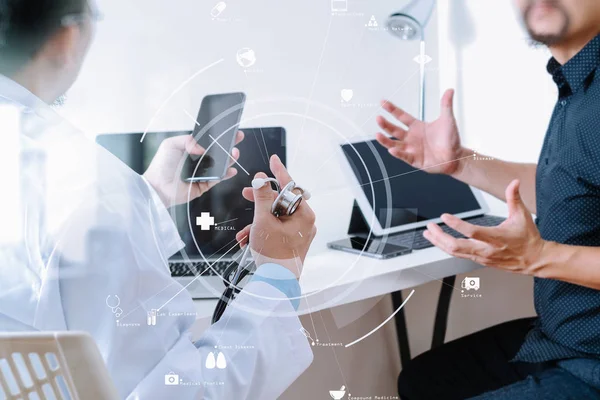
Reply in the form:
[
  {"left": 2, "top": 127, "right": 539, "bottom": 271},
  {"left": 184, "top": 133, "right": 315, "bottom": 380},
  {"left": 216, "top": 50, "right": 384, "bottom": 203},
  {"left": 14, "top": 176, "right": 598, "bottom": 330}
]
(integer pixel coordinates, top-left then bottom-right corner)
[
  {"left": 205, "top": 352, "right": 216, "bottom": 369},
  {"left": 216, "top": 352, "right": 227, "bottom": 369}
]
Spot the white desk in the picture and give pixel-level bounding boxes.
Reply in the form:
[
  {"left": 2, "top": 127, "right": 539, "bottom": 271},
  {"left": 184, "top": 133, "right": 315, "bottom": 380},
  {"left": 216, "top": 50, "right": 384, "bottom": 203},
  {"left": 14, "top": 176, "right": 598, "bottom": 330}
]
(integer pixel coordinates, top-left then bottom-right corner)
[
  {"left": 193, "top": 186, "right": 490, "bottom": 331},
  {"left": 194, "top": 183, "right": 486, "bottom": 319},
  {"left": 193, "top": 246, "right": 482, "bottom": 324}
]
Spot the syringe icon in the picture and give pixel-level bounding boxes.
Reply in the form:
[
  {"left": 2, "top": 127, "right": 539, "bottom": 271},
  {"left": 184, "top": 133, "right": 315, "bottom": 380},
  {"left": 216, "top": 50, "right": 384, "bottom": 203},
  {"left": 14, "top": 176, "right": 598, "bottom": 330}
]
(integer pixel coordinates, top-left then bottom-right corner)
[{"left": 299, "top": 327, "right": 316, "bottom": 346}]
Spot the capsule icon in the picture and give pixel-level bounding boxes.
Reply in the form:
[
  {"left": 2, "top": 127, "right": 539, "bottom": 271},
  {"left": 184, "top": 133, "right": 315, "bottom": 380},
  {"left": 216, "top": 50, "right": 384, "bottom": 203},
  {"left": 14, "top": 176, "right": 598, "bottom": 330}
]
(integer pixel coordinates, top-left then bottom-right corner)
[{"left": 211, "top": 2, "right": 227, "bottom": 18}]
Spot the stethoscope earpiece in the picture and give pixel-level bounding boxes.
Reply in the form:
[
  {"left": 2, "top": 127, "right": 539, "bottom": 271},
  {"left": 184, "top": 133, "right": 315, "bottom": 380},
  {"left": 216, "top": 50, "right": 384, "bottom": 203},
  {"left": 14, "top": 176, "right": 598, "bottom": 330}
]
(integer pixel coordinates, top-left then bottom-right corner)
[
  {"left": 251, "top": 177, "right": 280, "bottom": 191},
  {"left": 251, "top": 178, "right": 270, "bottom": 190}
]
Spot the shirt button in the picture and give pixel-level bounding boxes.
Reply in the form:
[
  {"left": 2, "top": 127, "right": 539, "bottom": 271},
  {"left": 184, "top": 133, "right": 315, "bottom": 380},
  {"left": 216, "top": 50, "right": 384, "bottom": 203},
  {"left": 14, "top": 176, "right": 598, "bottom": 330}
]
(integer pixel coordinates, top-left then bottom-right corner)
[{"left": 561, "top": 100, "right": 567, "bottom": 106}]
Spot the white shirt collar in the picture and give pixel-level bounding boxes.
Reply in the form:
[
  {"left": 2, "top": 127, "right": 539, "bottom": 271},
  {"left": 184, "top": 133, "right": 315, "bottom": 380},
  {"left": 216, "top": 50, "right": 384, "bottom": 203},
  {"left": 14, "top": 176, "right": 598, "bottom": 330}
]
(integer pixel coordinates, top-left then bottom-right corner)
[{"left": 0, "top": 74, "right": 59, "bottom": 121}]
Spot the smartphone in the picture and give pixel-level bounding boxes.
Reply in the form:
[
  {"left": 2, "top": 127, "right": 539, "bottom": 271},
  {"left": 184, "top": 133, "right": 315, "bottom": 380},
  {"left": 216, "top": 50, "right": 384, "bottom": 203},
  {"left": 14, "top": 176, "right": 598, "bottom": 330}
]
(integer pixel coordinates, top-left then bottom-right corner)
[
  {"left": 182, "top": 92, "right": 246, "bottom": 182},
  {"left": 327, "top": 236, "right": 412, "bottom": 259}
]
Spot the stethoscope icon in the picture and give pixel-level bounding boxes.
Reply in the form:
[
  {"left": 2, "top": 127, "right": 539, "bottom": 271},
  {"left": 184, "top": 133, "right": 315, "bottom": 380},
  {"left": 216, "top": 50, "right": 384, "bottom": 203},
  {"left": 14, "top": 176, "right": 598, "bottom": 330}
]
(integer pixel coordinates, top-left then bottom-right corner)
[{"left": 106, "top": 295, "right": 123, "bottom": 318}]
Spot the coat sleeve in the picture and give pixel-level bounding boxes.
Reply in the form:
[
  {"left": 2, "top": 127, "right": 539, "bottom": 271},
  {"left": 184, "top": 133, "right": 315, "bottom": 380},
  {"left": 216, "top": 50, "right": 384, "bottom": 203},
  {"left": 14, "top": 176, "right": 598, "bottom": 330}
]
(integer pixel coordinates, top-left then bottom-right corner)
[
  {"left": 195, "top": 280, "right": 313, "bottom": 400},
  {"left": 128, "top": 281, "right": 313, "bottom": 400}
]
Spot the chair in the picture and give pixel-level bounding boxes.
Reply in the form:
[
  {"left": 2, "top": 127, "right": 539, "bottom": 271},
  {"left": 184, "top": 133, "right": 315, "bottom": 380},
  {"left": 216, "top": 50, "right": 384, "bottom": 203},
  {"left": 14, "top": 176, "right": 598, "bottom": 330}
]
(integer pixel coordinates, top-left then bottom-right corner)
[{"left": 0, "top": 331, "right": 118, "bottom": 400}]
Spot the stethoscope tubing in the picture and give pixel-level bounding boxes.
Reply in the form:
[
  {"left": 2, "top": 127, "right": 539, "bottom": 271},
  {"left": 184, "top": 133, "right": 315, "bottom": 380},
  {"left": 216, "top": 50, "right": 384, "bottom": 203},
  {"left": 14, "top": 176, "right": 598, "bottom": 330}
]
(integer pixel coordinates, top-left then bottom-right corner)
[{"left": 211, "top": 179, "right": 305, "bottom": 324}]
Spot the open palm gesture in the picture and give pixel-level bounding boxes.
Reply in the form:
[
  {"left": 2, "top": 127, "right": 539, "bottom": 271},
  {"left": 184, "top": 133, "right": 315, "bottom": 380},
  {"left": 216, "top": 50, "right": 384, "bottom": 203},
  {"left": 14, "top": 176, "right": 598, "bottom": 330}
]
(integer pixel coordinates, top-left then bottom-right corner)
[{"left": 376, "top": 89, "right": 465, "bottom": 175}]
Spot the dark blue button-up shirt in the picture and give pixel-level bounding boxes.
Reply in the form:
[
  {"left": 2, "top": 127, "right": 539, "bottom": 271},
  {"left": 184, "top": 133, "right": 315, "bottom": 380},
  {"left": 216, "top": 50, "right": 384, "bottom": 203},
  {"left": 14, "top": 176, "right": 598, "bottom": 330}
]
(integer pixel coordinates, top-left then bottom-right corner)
[{"left": 515, "top": 34, "right": 600, "bottom": 363}]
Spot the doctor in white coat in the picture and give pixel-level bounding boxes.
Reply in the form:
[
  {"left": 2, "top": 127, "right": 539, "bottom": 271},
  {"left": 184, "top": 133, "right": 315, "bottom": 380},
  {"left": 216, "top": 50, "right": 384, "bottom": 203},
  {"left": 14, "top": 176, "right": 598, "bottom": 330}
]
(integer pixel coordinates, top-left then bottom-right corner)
[{"left": 0, "top": 0, "right": 315, "bottom": 398}]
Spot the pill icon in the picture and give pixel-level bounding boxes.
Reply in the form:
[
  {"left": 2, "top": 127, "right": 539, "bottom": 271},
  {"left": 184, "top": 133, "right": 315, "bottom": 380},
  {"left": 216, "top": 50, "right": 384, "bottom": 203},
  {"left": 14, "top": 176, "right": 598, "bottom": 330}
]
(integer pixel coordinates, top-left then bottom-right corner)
[{"left": 211, "top": 2, "right": 227, "bottom": 18}]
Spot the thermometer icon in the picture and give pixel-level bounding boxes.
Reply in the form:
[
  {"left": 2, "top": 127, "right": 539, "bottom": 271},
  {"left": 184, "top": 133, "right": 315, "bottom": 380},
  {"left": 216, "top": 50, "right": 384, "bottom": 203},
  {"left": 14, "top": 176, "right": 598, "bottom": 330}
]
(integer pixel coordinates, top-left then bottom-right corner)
[{"left": 299, "top": 327, "right": 316, "bottom": 346}]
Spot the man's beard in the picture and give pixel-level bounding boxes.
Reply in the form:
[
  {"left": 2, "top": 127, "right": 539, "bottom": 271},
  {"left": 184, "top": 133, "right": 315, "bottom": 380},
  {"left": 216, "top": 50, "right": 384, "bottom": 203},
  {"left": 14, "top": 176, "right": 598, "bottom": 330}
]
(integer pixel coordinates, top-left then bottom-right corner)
[{"left": 523, "top": 0, "right": 570, "bottom": 46}]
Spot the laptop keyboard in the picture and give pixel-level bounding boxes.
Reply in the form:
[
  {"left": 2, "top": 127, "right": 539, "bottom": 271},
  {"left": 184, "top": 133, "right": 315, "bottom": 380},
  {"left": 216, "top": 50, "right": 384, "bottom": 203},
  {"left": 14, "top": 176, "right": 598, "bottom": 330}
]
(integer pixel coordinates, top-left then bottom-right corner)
[
  {"left": 385, "top": 215, "right": 506, "bottom": 250},
  {"left": 171, "top": 216, "right": 506, "bottom": 275},
  {"left": 169, "top": 261, "right": 234, "bottom": 277}
]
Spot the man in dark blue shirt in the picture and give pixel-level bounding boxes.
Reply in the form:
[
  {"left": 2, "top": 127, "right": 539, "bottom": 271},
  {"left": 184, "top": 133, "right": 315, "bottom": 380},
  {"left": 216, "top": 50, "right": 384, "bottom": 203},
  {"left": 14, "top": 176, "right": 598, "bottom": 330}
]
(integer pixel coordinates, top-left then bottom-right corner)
[{"left": 376, "top": 0, "right": 600, "bottom": 398}]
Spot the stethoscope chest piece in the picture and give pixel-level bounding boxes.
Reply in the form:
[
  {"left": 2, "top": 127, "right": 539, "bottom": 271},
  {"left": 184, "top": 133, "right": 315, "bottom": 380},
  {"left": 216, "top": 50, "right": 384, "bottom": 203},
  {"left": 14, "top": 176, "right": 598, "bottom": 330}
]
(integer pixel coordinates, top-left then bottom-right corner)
[{"left": 272, "top": 181, "right": 304, "bottom": 217}]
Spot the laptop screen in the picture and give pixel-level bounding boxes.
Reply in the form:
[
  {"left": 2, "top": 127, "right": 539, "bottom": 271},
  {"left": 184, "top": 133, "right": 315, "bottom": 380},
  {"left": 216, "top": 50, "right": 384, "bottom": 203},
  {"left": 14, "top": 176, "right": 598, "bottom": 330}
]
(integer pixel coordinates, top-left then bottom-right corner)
[
  {"left": 97, "top": 128, "right": 286, "bottom": 259},
  {"left": 341, "top": 140, "right": 481, "bottom": 229}
]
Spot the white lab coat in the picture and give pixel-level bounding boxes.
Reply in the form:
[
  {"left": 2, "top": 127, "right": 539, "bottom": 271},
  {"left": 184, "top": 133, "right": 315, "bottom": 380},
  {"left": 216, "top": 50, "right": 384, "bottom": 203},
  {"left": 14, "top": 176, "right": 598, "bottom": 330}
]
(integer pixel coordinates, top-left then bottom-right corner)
[{"left": 0, "top": 75, "right": 313, "bottom": 399}]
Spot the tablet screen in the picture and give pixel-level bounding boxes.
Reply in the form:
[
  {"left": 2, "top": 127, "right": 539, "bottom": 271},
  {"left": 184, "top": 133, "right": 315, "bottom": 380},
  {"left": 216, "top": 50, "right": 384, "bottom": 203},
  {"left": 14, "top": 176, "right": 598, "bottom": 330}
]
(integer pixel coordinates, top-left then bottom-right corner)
[{"left": 341, "top": 140, "right": 481, "bottom": 230}]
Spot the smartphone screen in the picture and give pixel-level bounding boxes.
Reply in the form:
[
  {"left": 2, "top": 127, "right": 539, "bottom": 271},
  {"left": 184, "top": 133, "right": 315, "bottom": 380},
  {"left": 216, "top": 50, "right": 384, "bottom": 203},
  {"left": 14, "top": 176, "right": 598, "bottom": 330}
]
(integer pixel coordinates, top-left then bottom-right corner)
[
  {"left": 182, "top": 93, "right": 246, "bottom": 181},
  {"left": 329, "top": 236, "right": 412, "bottom": 258}
]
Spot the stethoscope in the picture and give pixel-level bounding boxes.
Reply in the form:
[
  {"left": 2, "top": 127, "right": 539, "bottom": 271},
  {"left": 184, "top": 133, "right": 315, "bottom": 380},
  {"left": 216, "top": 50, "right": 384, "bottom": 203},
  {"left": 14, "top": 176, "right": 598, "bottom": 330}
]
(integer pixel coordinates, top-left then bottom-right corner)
[
  {"left": 211, "top": 178, "right": 310, "bottom": 324},
  {"left": 106, "top": 295, "right": 123, "bottom": 318}
]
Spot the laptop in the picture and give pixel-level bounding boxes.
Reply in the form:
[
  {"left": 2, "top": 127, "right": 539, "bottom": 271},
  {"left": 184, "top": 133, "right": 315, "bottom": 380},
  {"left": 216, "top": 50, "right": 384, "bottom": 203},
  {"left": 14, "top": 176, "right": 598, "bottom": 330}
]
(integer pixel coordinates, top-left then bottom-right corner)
[
  {"left": 339, "top": 139, "right": 505, "bottom": 250},
  {"left": 97, "top": 127, "right": 286, "bottom": 298}
]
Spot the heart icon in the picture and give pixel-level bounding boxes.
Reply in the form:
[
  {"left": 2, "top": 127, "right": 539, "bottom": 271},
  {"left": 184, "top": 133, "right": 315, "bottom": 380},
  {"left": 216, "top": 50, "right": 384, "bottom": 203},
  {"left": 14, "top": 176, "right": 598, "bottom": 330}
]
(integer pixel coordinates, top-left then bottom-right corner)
[{"left": 341, "top": 89, "right": 353, "bottom": 102}]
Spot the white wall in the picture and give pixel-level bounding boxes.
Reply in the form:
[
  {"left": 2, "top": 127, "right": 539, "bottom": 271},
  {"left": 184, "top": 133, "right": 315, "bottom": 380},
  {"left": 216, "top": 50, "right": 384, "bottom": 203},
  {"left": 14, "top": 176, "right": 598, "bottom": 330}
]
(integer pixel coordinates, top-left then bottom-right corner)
[{"left": 60, "top": 0, "right": 440, "bottom": 139}]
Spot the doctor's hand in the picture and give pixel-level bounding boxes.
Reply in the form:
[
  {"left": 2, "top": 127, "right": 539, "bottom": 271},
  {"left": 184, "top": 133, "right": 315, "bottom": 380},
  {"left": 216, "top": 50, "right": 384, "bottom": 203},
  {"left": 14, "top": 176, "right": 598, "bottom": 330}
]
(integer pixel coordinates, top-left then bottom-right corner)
[
  {"left": 236, "top": 155, "right": 317, "bottom": 278},
  {"left": 376, "top": 89, "right": 467, "bottom": 176},
  {"left": 143, "top": 132, "right": 244, "bottom": 208},
  {"left": 424, "top": 180, "right": 547, "bottom": 275}
]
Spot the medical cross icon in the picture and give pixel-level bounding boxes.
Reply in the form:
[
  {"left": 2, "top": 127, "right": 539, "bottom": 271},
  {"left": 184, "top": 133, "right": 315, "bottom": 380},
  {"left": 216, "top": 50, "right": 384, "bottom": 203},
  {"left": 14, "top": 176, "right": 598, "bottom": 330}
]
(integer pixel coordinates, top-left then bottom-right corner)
[{"left": 196, "top": 212, "right": 215, "bottom": 231}]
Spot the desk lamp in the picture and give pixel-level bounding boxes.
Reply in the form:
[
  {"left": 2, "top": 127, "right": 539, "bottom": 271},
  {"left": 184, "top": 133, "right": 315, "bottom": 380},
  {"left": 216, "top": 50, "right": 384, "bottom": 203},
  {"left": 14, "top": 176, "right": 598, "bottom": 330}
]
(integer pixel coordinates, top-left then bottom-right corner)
[{"left": 387, "top": 0, "right": 437, "bottom": 120}]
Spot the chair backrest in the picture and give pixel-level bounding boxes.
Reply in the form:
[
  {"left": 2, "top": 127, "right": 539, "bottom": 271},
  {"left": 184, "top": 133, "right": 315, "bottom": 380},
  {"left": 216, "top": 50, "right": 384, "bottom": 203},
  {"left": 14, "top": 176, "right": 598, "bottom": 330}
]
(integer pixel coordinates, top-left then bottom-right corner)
[{"left": 0, "top": 331, "right": 119, "bottom": 400}]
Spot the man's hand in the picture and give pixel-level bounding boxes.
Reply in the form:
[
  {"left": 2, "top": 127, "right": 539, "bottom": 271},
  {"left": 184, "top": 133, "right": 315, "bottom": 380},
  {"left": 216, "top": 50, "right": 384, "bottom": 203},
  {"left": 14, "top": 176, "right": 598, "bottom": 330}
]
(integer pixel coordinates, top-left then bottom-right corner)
[
  {"left": 424, "top": 180, "right": 547, "bottom": 275},
  {"left": 143, "top": 131, "right": 244, "bottom": 207},
  {"left": 375, "top": 89, "right": 468, "bottom": 176},
  {"left": 235, "top": 155, "right": 317, "bottom": 278}
]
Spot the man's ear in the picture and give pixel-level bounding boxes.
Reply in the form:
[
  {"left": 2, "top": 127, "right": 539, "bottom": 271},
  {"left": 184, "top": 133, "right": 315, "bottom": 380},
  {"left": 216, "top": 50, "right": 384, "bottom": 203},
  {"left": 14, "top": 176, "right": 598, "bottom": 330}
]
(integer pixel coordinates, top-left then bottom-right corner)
[{"left": 41, "top": 26, "right": 80, "bottom": 69}]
